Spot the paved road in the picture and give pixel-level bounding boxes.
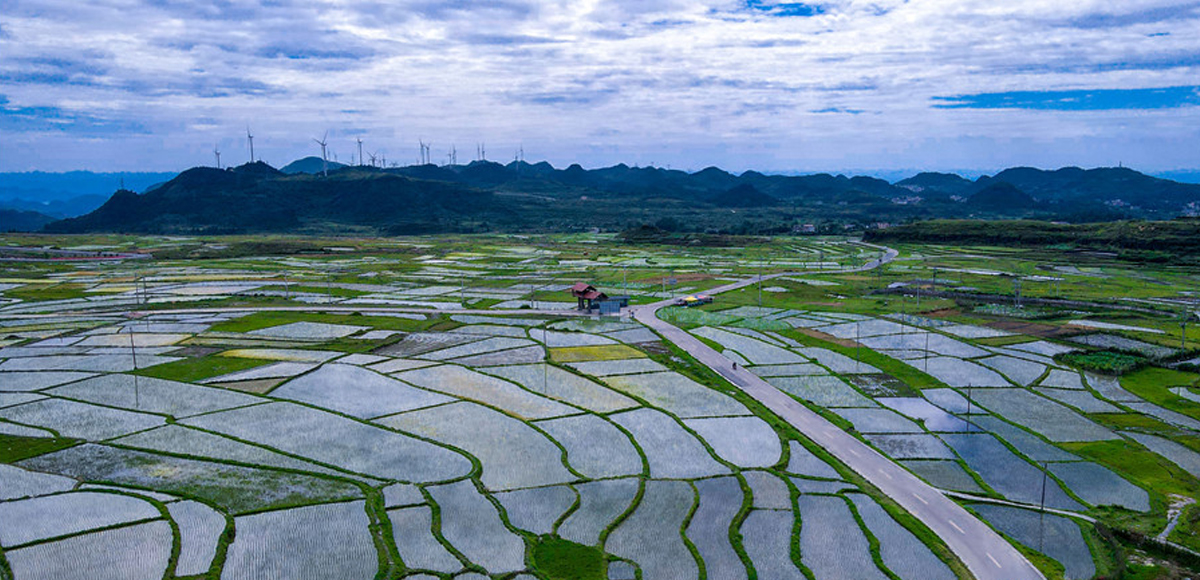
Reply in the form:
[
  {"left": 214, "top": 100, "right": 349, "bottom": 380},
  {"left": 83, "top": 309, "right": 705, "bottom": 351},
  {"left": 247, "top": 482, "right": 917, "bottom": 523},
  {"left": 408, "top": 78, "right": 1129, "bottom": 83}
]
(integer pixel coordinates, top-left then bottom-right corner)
[
  {"left": 632, "top": 245, "right": 1044, "bottom": 580},
  {"left": 0, "top": 305, "right": 592, "bottom": 320}
]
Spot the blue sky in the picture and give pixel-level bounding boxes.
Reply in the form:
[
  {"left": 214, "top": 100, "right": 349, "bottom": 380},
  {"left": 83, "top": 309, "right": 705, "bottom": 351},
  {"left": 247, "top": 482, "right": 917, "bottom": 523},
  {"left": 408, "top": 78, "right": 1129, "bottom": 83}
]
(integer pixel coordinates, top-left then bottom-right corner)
[{"left": 1, "top": 0, "right": 1199, "bottom": 173}]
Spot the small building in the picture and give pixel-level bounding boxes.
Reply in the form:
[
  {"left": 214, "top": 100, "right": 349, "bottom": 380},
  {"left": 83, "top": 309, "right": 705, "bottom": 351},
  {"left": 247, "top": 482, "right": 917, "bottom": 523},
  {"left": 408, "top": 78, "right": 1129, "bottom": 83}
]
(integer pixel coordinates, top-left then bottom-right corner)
[
  {"left": 569, "top": 282, "right": 608, "bottom": 310},
  {"left": 568, "top": 282, "right": 629, "bottom": 313},
  {"left": 597, "top": 296, "right": 630, "bottom": 315}
]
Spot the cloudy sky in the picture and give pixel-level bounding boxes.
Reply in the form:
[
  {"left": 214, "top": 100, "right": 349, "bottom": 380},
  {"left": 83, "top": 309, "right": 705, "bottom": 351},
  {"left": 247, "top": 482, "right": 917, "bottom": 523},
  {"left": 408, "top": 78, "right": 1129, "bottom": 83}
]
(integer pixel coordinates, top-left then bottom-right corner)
[{"left": 2, "top": 0, "right": 1199, "bottom": 174}]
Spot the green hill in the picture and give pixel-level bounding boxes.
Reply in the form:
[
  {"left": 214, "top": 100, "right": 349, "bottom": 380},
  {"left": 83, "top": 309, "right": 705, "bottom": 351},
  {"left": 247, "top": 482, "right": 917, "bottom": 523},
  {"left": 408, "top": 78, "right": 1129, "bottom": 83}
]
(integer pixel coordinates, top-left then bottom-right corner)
[
  {"left": 280, "top": 156, "right": 349, "bottom": 175},
  {"left": 865, "top": 218, "right": 1200, "bottom": 259},
  {"left": 41, "top": 160, "right": 1200, "bottom": 235},
  {"left": 0, "top": 208, "right": 56, "bottom": 232}
]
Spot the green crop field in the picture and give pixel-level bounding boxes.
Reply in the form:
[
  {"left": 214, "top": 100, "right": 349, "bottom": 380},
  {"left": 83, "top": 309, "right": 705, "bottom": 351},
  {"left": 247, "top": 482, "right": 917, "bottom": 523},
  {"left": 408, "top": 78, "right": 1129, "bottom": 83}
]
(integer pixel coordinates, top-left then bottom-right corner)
[{"left": 2, "top": 232, "right": 1199, "bottom": 580}]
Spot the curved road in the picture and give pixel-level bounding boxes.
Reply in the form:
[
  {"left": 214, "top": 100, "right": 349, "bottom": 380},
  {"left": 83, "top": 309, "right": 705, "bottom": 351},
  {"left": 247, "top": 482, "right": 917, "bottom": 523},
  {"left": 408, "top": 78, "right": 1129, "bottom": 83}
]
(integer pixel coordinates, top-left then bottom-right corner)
[
  {"left": 631, "top": 245, "right": 1044, "bottom": 580},
  {"left": 0, "top": 242, "right": 1042, "bottom": 579}
]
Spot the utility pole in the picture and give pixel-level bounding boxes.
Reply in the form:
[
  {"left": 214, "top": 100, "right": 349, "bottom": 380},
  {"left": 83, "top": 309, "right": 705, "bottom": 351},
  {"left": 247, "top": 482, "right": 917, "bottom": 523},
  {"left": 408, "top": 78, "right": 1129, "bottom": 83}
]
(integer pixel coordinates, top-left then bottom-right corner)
[
  {"left": 965, "top": 383, "right": 973, "bottom": 427},
  {"left": 1038, "top": 462, "right": 1049, "bottom": 553},
  {"left": 1182, "top": 309, "right": 1190, "bottom": 350},
  {"left": 855, "top": 320, "right": 861, "bottom": 371},
  {"left": 757, "top": 256, "right": 763, "bottom": 308},
  {"left": 924, "top": 331, "right": 930, "bottom": 373},
  {"left": 129, "top": 321, "right": 140, "bottom": 409}
]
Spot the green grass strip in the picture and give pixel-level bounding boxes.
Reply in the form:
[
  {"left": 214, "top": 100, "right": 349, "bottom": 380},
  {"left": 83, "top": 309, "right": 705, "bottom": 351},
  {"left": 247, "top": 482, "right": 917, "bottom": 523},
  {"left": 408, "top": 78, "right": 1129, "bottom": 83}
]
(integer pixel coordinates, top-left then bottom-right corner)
[{"left": 0, "top": 433, "right": 80, "bottom": 463}]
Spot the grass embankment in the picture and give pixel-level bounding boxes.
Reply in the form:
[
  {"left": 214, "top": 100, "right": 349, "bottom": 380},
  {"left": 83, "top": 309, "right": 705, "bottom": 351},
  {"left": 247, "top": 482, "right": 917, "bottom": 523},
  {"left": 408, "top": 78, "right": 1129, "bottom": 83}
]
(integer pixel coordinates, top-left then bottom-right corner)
[
  {"left": 1066, "top": 440, "right": 1197, "bottom": 530},
  {"left": 287, "top": 285, "right": 370, "bottom": 298},
  {"left": 1059, "top": 351, "right": 1148, "bottom": 375},
  {"left": 0, "top": 434, "right": 79, "bottom": 463},
  {"left": 208, "top": 311, "right": 435, "bottom": 334},
  {"left": 531, "top": 536, "right": 606, "bottom": 580},
  {"left": 1122, "top": 368, "right": 1200, "bottom": 421},
  {"left": 1090, "top": 413, "right": 1178, "bottom": 433},
  {"left": 3, "top": 282, "right": 89, "bottom": 301},
  {"left": 781, "top": 329, "right": 951, "bottom": 391},
  {"left": 134, "top": 355, "right": 271, "bottom": 383},
  {"left": 549, "top": 345, "right": 645, "bottom": 363}
]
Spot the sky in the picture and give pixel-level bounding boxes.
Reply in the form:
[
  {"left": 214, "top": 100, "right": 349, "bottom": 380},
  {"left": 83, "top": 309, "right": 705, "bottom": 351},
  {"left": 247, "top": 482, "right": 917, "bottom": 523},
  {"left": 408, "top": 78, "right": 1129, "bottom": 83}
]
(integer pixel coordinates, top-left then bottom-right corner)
[{"left": 1, "top": 0, "right": 1199, "bottom": 174}]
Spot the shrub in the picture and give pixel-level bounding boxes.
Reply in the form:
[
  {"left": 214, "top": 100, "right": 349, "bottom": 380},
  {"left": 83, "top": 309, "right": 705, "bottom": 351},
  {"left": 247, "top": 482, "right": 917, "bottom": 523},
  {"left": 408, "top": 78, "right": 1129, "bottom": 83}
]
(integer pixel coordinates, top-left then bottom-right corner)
[
  {"left": 1057, "top": 351, "right": 1147, "bottom": 375},
  {"left": 532, "top": 536, "right": 605, "bottom": 580}
]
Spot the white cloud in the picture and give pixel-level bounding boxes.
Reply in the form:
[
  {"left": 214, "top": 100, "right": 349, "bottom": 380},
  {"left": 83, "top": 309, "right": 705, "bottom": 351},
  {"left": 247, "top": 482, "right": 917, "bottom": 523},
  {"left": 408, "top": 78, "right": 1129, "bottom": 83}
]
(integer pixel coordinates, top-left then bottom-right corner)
[{"left": 0, "top": 0, "right": 1198, "bottom": 172}]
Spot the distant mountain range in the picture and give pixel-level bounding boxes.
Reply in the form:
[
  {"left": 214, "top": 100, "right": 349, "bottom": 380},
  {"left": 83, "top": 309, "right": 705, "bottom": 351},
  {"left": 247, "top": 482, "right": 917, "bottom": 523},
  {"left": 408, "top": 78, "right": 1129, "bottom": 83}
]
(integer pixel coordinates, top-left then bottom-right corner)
[
  {"left": 898, "top": 167, "right": 1200, "bottom": 214},
  {"left": 0, "top": 170, "right": 177, "bottom": 230},
  {"left": 0, "top": 208, "right": 58, "bottom": 232},
  {"left": 29, "top": 160, "right": 1200, "bottom": 235}
]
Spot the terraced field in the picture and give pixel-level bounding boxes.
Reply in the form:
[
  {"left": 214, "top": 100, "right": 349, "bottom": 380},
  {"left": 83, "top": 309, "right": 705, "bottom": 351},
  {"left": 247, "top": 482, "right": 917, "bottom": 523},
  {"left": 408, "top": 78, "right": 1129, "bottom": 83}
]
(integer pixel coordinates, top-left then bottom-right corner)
[
  {"left": 3, "top": 233, "right": 1200, "bottom": 579},
  {"left": 0, "top": 300, "right": 951, "bottom": 578},
  {"left": 675, "top": 288, "right": 1200, "bottom": 578}
]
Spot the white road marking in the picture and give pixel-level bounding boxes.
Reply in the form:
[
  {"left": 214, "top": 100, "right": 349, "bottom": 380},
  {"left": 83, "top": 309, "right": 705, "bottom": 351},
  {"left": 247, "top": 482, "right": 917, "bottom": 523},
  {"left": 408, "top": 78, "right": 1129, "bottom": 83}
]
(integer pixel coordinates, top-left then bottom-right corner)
[
  {"left": 948, "top": 519, "right": 964, "bottom": 535},
  {"left": 987, "top": 552, "right": 1002, "bottom": 568},
  {"left": 912, "top": 492, "right": 928, "bottom": 505},
  {"left": 847, "top": 447, "right": 860, "bottom": 457},
  {"left": 877, "top": 468, "right": 893, "bottom": 480}
]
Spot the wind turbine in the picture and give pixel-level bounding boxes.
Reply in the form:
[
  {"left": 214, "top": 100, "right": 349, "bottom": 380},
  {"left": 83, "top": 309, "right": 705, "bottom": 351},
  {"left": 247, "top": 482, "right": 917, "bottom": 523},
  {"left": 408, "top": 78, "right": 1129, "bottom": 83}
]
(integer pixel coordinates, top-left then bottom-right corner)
[
  {"left": 313, "top": 132, "right": 329, "bottom": 177},
  {"left": 357, "top": 137, "right": 364, "bottom": 167},
  {"left": 213, "top": 145, "right": 221, "bottom": 169},
  {"left": 246, "top": 127, "right": 255, "bottom": 163},
  {"left": 368, "top": 151, "right": 378, "bottom": 167}
]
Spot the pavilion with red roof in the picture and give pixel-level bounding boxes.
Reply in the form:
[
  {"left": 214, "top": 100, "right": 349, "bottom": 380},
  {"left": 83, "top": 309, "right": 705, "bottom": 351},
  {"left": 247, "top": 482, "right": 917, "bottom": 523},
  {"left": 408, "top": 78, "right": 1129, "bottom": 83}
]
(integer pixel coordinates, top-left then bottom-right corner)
[{"left": 569, "top": 282, "right": 608, "bottom": 310}]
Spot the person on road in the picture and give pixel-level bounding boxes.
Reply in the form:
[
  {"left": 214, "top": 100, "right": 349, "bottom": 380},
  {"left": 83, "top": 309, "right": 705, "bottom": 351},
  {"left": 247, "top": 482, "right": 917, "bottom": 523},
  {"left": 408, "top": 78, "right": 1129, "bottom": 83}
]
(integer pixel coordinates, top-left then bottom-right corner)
[{"left": 732, "top": 362, "right": 738, "bottom": 370}]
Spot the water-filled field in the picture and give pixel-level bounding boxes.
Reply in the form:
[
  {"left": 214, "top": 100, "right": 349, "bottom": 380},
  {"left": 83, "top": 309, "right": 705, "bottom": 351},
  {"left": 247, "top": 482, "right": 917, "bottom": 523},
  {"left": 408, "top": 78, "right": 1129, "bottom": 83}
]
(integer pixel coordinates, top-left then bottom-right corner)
[{"left": 3, "top": 233, "right": 1197, "bottom": 579}]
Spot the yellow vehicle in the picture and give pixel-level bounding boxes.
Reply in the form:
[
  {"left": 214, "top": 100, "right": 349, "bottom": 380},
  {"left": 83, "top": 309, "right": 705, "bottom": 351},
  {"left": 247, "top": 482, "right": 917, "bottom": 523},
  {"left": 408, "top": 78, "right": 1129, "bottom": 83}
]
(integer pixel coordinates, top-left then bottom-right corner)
[{"left": 675, "top": 294, "right": 713, "bottom": 307}]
